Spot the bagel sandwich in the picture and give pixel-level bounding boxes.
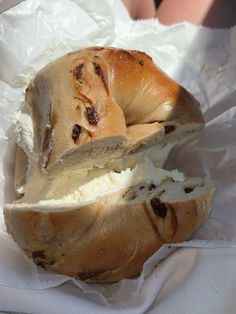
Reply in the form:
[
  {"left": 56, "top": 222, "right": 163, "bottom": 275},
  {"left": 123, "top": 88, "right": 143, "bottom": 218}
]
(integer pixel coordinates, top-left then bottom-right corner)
[{"left": 4, "top": 47, "right": 215, "bottom": 282}]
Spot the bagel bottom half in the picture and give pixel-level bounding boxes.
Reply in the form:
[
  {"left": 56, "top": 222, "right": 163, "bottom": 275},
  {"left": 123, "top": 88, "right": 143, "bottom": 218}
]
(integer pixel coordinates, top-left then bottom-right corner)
[{"left": 4, "top": 176, "right": 215, "bottom": 282}]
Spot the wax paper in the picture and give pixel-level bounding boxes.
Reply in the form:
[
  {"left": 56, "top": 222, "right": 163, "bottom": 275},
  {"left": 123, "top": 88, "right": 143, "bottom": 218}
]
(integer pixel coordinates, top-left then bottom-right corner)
[{"left": 0, "top": 0, "right": 236, "bottom": 308}]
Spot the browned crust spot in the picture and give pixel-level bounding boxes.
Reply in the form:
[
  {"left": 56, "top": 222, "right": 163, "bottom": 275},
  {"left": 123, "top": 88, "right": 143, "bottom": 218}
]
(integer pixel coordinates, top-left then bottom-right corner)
[
  {"left": 132, "top": 50, "right": 153, "bottom": 61},
  {"left": 32, "top": 250, "right": 45, "bottom": 259},
  {"left": 117, "top": 49, "right": 135, "bottom": 60},
  {"left": 77, "top": 270, "right": 107, "bottom": 280},
  {"left": 89, "top": 47, "right": 104, "bottom": 51}
]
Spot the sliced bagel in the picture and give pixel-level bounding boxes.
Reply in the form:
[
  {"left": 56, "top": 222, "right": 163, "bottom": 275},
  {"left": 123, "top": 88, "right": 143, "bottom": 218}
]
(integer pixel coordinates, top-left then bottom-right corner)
[
  {"left": 4, "top": 177, "right": 215, "bottom": 282},
  {"left": 24, "top": 46, "right": 203, "bottom": 175}
]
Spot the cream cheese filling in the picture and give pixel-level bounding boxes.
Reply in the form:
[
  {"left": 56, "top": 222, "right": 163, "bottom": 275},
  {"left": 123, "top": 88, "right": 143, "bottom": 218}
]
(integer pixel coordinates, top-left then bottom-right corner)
[
  {"left": 37, "top": 160, "right": 184, "bottom": 205},
  {"left": 13, "top": 108, "right": 38, "bottom": 161}
]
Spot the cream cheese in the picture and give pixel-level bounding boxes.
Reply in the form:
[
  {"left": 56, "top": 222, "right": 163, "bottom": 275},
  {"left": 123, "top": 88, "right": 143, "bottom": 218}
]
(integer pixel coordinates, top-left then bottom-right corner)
[
  {"left": 13, "top": 109, "right": 37, "bottom": 159},
  {"left": 38, "top": 160, "right": 184, "bottom": 205}
]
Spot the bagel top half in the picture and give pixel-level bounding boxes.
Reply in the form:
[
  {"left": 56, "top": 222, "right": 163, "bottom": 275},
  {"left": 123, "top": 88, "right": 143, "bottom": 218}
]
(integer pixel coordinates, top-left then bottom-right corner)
[{"left": 25, "top": 46, "right": 204, "bottom": 175}]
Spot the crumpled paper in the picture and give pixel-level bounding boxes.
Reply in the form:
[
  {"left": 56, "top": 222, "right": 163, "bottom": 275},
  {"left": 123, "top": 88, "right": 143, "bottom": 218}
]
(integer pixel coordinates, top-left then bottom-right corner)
[{"left": 0, "top": 0, "right": 236, "bottom": 309}]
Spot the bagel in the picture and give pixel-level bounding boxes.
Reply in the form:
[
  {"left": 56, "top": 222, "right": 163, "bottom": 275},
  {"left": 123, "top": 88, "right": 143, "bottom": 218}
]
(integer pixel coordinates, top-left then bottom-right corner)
[
  {"left": 24, "top": 46, "right": 203, "bottom": 174},
  {"left": 4, "top": 47, "right": 215, "bottom": 282}
]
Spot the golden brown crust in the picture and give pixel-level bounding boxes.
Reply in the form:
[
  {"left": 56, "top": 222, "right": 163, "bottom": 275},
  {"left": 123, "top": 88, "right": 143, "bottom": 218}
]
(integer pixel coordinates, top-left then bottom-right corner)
[
  {"left": 25, "top": 46, "right": 204, "bottom": 174},
  {"left": 4, "top": 180, "right": 215, "bottom": 282}
]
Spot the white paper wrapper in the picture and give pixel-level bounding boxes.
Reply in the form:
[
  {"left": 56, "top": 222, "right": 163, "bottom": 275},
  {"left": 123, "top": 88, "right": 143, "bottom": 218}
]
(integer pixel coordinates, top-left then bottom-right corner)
[{"left": 0, "top": 0, "right": 236, "bottom": 308}]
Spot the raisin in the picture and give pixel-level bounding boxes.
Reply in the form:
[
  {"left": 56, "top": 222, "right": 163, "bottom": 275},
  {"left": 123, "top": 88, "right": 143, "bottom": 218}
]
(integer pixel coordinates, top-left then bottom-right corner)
[
  {"left": 184, "top": 187, "right": 194, "bottom": 194},
  {"left": 72, "top": 124, "right": 81, "bottom": 143},
  {"left": 148, "top": 183, "right": 156, "bottom": 191},
  {"left": 164, "top": 125, "right": 176, "bottom": 134},
  {"left": 89, "top": 47, "right": 104, "bottom": 51},
  {"left": 73, "top": 64, "right": 83, "bottom": 81},
  {"left": 86, "top": 106, "right": 99, "bottom": 125},
  {"left": 150, "top": 198, "right": 167, "bottom": 217},
  {"left": 93, "top": 62, "right": 102, "bottom": 76},
  {"left": 139, "top": 59, "right": 144, "bottom": 66},
  {"left": 93, "top": 62, "right": 108, "bottom": 93}
]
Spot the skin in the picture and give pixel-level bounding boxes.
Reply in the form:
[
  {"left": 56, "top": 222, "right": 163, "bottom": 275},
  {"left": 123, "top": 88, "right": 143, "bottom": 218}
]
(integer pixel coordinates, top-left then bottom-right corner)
[
  {"left": 122, "top": 0, "right": 156, "bottom": 19},
  {"left": 123, "top": 0, "right": 236, "bottom": 27},
  {"left": 156, "top": 0, "right": 236, "bottom": 28}
]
